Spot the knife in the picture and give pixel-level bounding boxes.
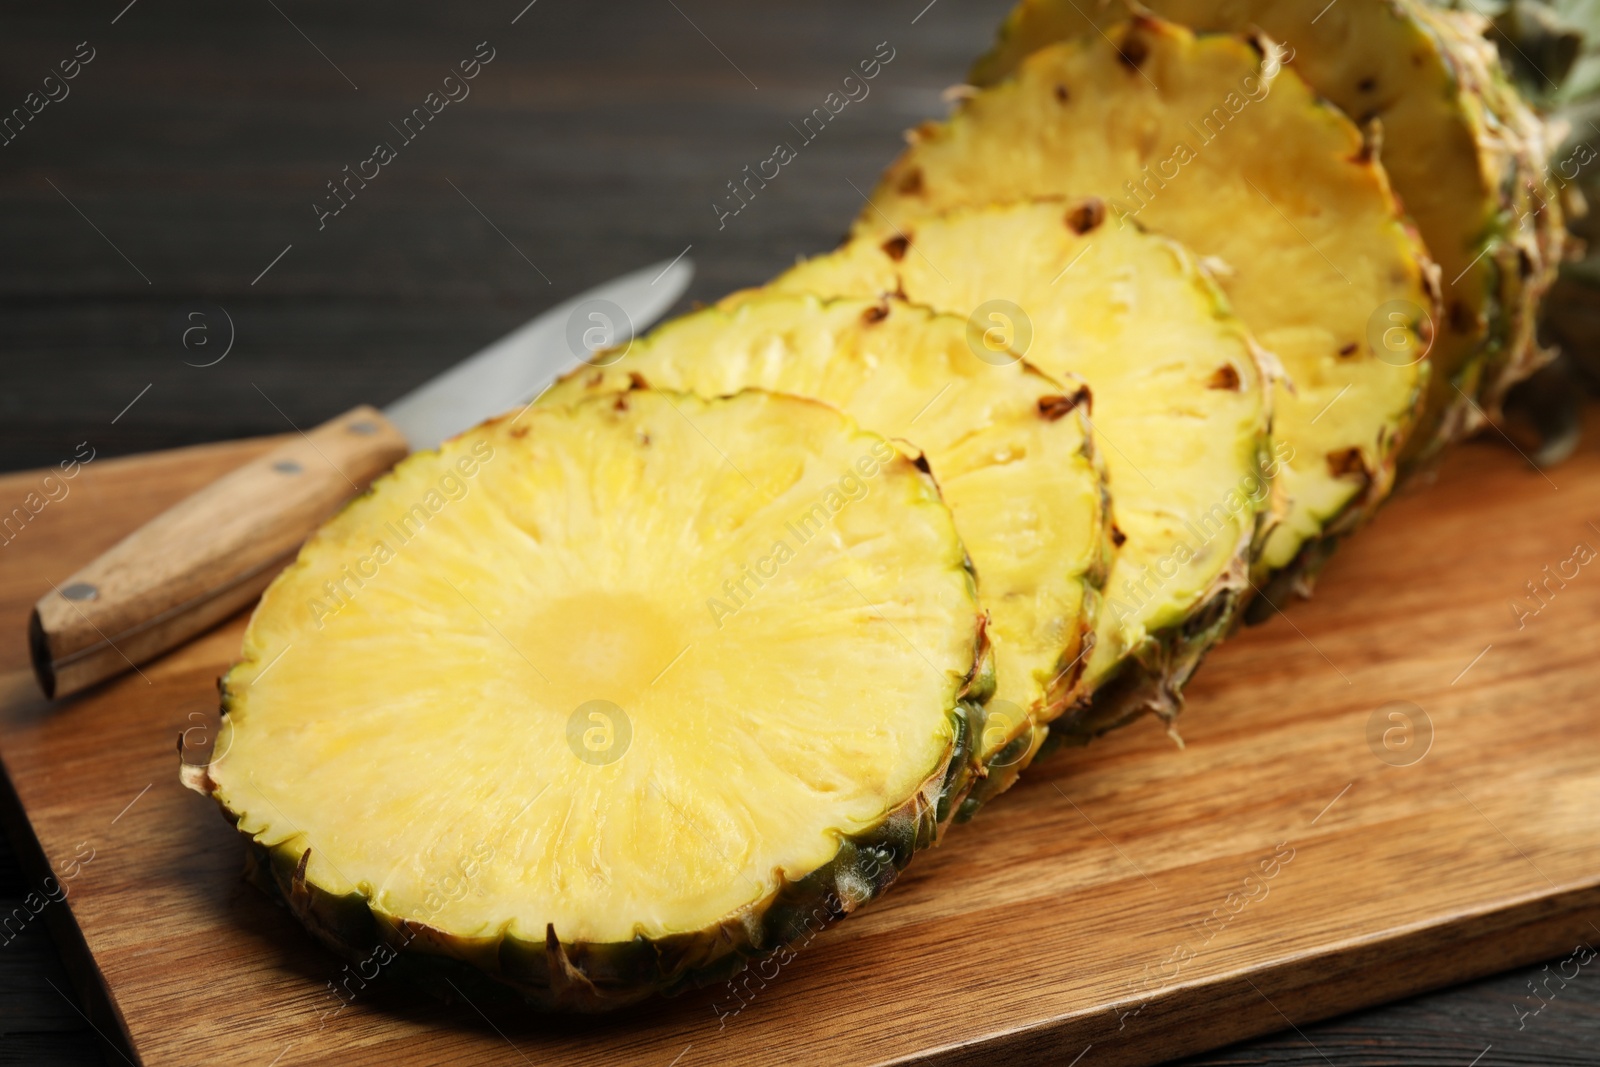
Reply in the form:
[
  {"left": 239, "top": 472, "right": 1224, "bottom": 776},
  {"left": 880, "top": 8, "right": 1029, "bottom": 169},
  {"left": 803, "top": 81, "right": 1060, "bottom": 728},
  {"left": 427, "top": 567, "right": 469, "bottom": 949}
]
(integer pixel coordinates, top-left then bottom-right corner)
[{"left": 29, "top": 257, "right": 694, "bottom": 699}]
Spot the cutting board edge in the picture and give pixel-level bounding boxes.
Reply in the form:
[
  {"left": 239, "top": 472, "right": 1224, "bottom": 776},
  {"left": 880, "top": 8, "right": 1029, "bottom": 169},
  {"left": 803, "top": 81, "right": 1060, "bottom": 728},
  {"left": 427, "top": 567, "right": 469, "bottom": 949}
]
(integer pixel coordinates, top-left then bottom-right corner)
[
  {"left": 0, "top": 753, "right": 139, "bottom": 1065},
  {"left": 898, "top": 877, "right": 1600, "bottom": 1066}
]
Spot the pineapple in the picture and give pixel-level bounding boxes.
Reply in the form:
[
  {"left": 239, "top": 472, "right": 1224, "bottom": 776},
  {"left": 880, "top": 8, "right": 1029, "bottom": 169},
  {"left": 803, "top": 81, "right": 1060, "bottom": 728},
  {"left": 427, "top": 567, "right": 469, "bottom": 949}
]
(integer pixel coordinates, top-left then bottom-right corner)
[
  {"left": 1482, "top": 0, "right": 1596, "bottom": 426},
  {"left": 1517, "top": 10, "right": 1600, "bottom": 395},
  {"left": 540, "top": 293, "right": 1113, "bottom": 808},
  {"left": 187, "top": 389, "right": 992, "bottom": 1011},
  {"left": 1407, "top": 0, "right": 1565, "bottom": 424},
  {"left": 863, "top": 16, "right": 1437, "bottom": 584},
  {"left": 971, "top": 0, "right": 1563, "bottom": 458},
  {"left": 759, "top": 200, "right": 1274, "bottom": 742}
]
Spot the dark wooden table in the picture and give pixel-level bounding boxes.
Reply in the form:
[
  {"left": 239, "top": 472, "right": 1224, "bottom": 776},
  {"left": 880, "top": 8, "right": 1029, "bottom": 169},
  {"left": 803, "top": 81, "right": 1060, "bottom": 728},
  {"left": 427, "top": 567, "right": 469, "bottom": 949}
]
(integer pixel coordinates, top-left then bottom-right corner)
[{"left": 0, "top": 1, "right": 1595, "bottom": 1063}]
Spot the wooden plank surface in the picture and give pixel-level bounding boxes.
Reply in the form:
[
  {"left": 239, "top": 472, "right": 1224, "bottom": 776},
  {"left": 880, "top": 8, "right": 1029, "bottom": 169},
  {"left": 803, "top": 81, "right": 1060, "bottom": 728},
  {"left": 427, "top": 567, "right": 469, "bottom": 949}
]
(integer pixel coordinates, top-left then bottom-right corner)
[{"left": 0, "top": 410, "right": 1596, "bottom": 1066}]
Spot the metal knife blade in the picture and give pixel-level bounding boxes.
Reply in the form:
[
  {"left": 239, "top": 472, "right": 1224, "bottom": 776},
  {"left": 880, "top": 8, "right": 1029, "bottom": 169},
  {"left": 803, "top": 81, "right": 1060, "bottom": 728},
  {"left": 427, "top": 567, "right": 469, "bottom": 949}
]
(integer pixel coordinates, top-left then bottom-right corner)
[
  {"left": 29, "top": 255, "right": 695, "bottom": 699},
  {"left": 384, "top": 255, "right": 694, "bottom": 451}
]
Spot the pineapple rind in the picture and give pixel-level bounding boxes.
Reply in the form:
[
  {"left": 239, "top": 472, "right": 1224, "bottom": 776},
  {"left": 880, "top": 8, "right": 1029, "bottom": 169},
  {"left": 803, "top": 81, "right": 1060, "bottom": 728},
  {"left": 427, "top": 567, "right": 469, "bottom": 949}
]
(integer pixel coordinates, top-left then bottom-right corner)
[
  {"left": 1411, "top": 0, "right": 1565, "bottom": 425},
  {"left": 196, "top": 389, "right": 992, "bottom": 1012}
]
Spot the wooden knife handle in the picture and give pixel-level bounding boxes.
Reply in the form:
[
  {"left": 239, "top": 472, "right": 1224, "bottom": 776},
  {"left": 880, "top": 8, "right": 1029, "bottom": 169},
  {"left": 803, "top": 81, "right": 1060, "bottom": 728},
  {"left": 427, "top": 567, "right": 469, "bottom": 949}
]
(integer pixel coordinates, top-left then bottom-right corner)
[{"left": 29, "top": 406, "right": 409, "bottom": 699}]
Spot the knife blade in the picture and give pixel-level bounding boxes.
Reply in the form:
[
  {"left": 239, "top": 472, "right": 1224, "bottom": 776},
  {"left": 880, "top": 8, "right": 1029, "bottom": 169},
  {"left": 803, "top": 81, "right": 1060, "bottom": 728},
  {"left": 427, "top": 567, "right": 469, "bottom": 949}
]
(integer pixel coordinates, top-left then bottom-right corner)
[
  {"left": 386, "top": 255, "right": 693, "bottom": 450},
  {"left": 29, "top": 256, "right": 694, "bottom": 699}
]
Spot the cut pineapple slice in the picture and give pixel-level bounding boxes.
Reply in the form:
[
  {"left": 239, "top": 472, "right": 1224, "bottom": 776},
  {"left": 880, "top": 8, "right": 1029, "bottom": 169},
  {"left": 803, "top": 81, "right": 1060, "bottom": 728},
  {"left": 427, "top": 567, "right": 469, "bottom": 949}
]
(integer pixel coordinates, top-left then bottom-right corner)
[
  {"left": 764, "top": 200, "right": 1272, "bottom": 742},
  {"left": 971, "top": 0, "right": 1562, "bottom": 460},
  {"left": 541, "top": 293, "right": 1111, "bottom": 807},
  {"left": 195, "top": 389, "right": 988, "bottom": 1011},
  {"left": 862, "top": 16, "right": 1436, "bottom": 579}
]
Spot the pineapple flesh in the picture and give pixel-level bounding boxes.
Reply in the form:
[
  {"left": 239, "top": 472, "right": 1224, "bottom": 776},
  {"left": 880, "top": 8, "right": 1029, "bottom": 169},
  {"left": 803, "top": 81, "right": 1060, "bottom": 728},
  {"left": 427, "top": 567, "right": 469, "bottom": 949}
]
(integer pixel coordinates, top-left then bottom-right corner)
[
  {"left": 971, "top": 0, "right": 1563, "bottom": 459},
  {"left": 762, "top": 200, "right": 1273, "bottom": 741},
  {"left": 540, "top": 293, "right": 1112, "bottom": 807},
  {"left": 193, "top": 389, "right": 990, "bottom": 1010},
  {"left": 862, "top": 16, "right": 1437, "bottom": 580}
]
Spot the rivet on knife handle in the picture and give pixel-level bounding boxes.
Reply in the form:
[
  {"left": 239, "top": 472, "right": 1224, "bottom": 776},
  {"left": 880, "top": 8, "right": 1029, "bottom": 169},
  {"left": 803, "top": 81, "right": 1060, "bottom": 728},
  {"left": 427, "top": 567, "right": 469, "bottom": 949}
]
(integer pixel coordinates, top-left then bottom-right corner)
[{"left": 29, "top": 406, "right": 409, "bottom": 699}]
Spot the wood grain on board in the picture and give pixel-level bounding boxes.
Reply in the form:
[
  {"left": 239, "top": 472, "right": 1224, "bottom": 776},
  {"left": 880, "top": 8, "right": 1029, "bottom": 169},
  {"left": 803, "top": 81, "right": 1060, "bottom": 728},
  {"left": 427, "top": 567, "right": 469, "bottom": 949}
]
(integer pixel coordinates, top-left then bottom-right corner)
[{"left": 0, "top": 423, "right": 1596, "bottom": 1067}]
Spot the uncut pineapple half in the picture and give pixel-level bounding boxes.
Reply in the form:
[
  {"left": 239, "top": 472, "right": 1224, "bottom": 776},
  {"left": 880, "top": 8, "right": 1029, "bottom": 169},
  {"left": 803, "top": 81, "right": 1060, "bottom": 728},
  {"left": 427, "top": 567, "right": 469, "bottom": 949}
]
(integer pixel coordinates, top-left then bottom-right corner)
[
  {"left": 1495, "top": 0, "right": 1600, "bottom": 394},
  {"left": 541, "top": 293, "right": 1113, "bottom": 810},
  {"left": 761, "top": 200, "right": 1274, "bottom": 743},
  {"left": 186, "top": 388, "right": 993, "bottom": 1011},
  {"left": 861, "top": 16, "right": 1438, "bottom": 591},
  {"left": 1405, "top": 0, "right": 1566, "bottom": 421},
  {"left": 971, "top": 0, "right": 1563, "bottom": 458}
]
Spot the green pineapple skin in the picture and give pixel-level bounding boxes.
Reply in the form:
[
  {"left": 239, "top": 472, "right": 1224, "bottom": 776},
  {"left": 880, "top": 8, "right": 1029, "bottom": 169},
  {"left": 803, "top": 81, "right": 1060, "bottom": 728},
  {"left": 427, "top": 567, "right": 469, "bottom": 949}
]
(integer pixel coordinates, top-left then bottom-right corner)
[
  {"left": 1484, "top": 0, "right": 1598, "bottom": 396},
  {"left": 1411, "top": 1, "right": 1567, "bottom": 429},
  {"left": 1036, "top": 598, "right": 1232, "bottom": 748}
]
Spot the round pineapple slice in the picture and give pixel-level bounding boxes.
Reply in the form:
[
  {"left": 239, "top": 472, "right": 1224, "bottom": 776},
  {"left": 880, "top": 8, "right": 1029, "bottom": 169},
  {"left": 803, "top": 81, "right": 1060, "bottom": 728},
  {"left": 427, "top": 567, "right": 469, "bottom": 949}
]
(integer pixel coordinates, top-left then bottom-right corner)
[
  {"left": 861, "top": 16, "right": 1437, "bottom": 581},
  {"left": 193, "top": 389, "right": 989, "bottom": 1011},
  {"left": 540, "top": 293, "right": 1111, "bottom": 810},
  {"left": 971, "top": 0, "right": 1562, "bottom": 461},
  {"left": 764, "top": 200, "right": 1273, "bottom": 742}
]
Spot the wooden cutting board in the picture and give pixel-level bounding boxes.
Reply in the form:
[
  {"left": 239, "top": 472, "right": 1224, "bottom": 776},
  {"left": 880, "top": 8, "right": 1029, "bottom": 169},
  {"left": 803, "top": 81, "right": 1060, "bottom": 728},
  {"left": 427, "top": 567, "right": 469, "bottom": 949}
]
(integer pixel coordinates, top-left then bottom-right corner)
[{"left": 1, "top": 422, "right": 1597, "bottom": 1067}]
